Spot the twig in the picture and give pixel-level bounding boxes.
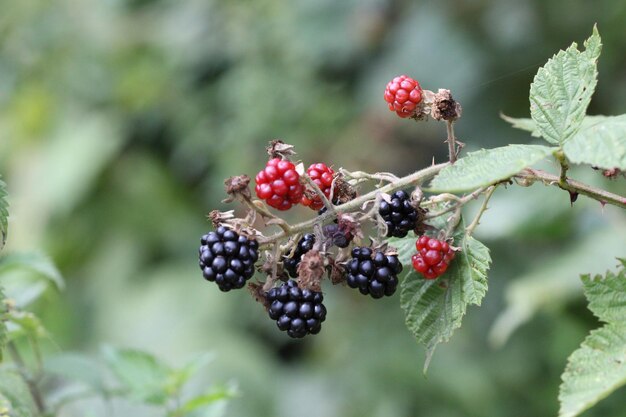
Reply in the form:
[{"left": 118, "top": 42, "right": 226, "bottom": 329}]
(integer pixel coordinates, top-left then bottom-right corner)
[
  {"left": 7, "top": 341, "right": 46, "bottom": 415},
  {"left": 516, "top": 169, "right": 626, "bottom": 209},
  {"left": 339, "top": 169, "right": 399, "bottom": 184},
  {"left": 446, "top": 121, "right": 457, "bottom": 164},
  {"left": 258, "top": 162, "right": 449, "bottom": 247},
  {"left": 555, "top": 150, "right": 569, "bottom": 185},
  {"left": 240, "top": 196, "right": 292, "bottom": 233},
  {"left": 466, "top": 185, "right": 497, "bottom": 236},
  {"left": 424, "top": 186, "right": 488, "bottom": 219}
]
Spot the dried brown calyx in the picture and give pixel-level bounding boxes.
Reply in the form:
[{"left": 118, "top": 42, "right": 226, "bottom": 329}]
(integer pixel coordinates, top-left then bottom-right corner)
[
  {"left": 431, "top": 89, "right": 462, "bottom": 122},
  {"left": 223, "top": 175, "right": 251, "bottom": 202},
  {"left": 297, "top": 250, "right": 325, "bottom": 292},
  {"left": 266, "top": 140, "right": 297, "bottom": 159}
]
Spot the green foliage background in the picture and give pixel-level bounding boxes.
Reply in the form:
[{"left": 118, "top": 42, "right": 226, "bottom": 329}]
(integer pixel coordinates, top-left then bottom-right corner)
[{"left": 1, "top": 1, "right": 626, "bottom": 416}]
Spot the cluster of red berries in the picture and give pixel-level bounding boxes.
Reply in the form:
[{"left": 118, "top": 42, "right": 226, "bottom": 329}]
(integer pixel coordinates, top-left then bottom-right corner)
[
  {"left": 411, "top": 236, "right": 456, "bottom": 279},
  {"left": 255, "top": 159, "right": 335, "bottom": 211}
]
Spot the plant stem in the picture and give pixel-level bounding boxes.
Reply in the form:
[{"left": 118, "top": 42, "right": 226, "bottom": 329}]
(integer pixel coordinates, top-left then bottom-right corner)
[
  {"left": 466, "top": 185, "right": 497, "bottom": 236},
  {"left": 241, "top": 196, "right": 291, "bottom": 233},
  {"left": 301, "top": 172, "right": 334, "bottom": 212},
  {"left": 424, "top": 186, "right": 488, "bottom": 220},
  {"left": 7, "top": 341, "right": 46, "bottom": 415},
  {"left": 555, "top": 150, "right": 569, "bottom": 185},
  {"left": 516, "top": 169, "right": 626, "bottom": 209},
  {"left": 258, "top": 162, "right": 449, "bottom": 247},
  {"left": 446, "top": 121, "right": 457, "bottom": 164}
]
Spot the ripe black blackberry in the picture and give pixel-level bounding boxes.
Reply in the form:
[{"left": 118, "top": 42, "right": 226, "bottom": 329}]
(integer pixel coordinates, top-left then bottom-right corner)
[
  {"left": 199, "top": 226, "right": 259, "bottom": 292},
  {"left": 322, "top": 223, "right": 351, "bottom": 248},
  {"left": 379, "top": 190, "right": 418, "bottom": 238},
  {"left": 345, "top": 246, "right": 402, "bottom": 298},
  {"left": 283, "top": 234, "right": 315, "bottom": 278},
  {"left": 266, "top": 280, "right": 327, "bottom": 338}
]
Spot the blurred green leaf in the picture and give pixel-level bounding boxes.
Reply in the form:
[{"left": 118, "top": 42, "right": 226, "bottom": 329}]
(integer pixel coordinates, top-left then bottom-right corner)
[
  {"left": 395, "top": 220, "right": 490, "bottom": 372},
  {"left": 171, "top": 384, "right": 238, "bottom": 417},
  {"left": 0, "top": 288, "right": 6, "bottom": 361},
  {"left": 45, "top": 353, "right": 106, "bottom": 392},
  {"left": 559, "top": 260, "right": 626, "bottom": 417},
  {"left": 0, "top": 252, "right": 64, "bottom": 290},
  {"left": 500, "top": 115, "right": 542, "bottom": 137},
  {"left": 6, "top": 310, "right": 47, "bottom": 341},
  {"left": 0, "top": 178, "right": 7, "bottom": 249},
  {"left": 529, "top": 26, "right": 601, "bottom": 145},
  {"left": 563, "top": 115, "right": 626, "bottom": 170},
  {"left": 428, "top": 145, "right": 555, "bottom": 193},
  {"left": 102, "top": 346, "right": 171, "bottom": 405},
  {"left": 166, "top": 352, "right": 215, "bottom": 394},
  {"left": 490, "top": 228, "right": 626, "bottom": 347},
  {"left": 0, "top": 370, "right": 35, "bottom": 417}
]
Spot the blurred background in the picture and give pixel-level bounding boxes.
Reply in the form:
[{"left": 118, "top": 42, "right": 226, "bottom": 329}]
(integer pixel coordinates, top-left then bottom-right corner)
[{"left": 1, "top": 0, "right": 626, "bottom": 416}]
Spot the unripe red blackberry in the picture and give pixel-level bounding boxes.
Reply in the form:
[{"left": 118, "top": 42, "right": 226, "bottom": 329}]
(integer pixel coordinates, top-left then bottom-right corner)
[
  {"left": 283, "top": 234, "right": 315, "bottom": 278},
  {"left": 265, "top": 280, "right": 327, "bottom": 338},
  {"left": 345, "top": 247, "right": 402, "bottom": 298},
  {"left": 199, "top": 226, "right": 259, "bottom": 292},
  {"left": 379, "top": 190, "right": 418, "bottom": 238},
  {"left": 411, "top": 236, "right": 455, "bottom": 279},
  {"left": 255, "top": 158, "right": 304, "bottom": 211},
  {"left": 301, "top": 163, "right": 334, "bottom": 210},
  {"left": 384, "top": 75, "right": 423, "bottom": 118}
]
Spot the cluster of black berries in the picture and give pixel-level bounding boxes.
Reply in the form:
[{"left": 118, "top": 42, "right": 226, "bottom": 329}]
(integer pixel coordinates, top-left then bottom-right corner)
[
  {"left": 379, "top": 190, "right": 418, "bottom": 238},
  {"left": 199, "top": 226, "right": 259, "bottom": 292},
  {"left": 283, "top": 234, "right": 315, "bottom": 278},
  {"left": 266, "top": 280, "right": 327, "bottom": 338},
  {"left": 345, "top": 247, "right": 402, "bottom": 298}
]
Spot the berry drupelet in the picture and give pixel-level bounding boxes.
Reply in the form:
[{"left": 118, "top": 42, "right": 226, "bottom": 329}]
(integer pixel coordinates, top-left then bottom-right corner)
[
  {"left": 345, "top": 247, "right": 402, "bottom": 298},
  {"left": 411, "top": 236, "right": 455, "bottom": 279},
  {"left": 379, "top": 190, "right": 418, "bottom": 238},
  {"left": 384, "top": 75, "right": 423, "bottom": 118},
  {"left": 283, "top": 234, "right": 315, "bottom": 278},
  {"left": 266, "top": 280, "right": 327, "bottom": 338},
  {"left": 199, "top": 226, "right": 259, "bottom": 292}
]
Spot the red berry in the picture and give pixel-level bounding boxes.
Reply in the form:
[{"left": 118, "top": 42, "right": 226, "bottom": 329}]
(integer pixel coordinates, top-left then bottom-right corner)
[
  {"left": 384, "top": 75, "right": 423, "bottom": 118},
  {"left": 255, "top": 158, "right": 304, "bottom": 211},
  {"left": 301, "top": 163, "right": 335, "bottom": 211},
  {"left": 411, "top": 236, "right": 455, "bottom": 279}
]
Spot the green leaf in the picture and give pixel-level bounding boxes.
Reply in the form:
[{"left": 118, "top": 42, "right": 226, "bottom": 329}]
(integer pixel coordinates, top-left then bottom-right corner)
[
  {"left": 173, "top": 384, "right": 238, "bottom": 416},
  {"left": 102, "top": 346, "right": 171, "bottom": 405},
  {"left": 395, "top": 221, "right": 490, "bottom": 372},
  {"left": 0, "top": 287, "right": 7, "bottom": 361},
  {"left": 563, "top": 115, "right": 626, "bottom": 170},
  {"left": 428, "top": 145, "right": 555, "bottom": 193},
  {"left": 6, "top": 310, "right": 48, "bottom": 341},
  {"left": 559, "top": 260, "right": 626, "bottom": 417},
  {"left": 500, "top": 114, "right": 542, "bottom": 137},
  {"left": 45, "top": 353, "right": 106, "bottom": 392},
  {"left": 0, "top": 177, "right": 8, "bottom": 250},
  {"left": 0, "top": 252, "right": 64, "bottom": 290},
  {"left": 0, "top": 370, "right": 35, "bottom": 417},
  {"left": 529, "top": 26, "right": 601, "bottom": 145}
]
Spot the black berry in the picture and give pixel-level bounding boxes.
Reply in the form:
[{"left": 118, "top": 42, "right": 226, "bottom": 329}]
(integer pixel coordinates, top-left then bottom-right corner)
[
  {"left": 199, "top": 226, "right": 259, "bottom": 292},
  {"left": 323, "top": 223, "right": 352, "bottom": 248},
  {"left": 283, "top": 234, "right": 315, "bottom": 278},
  {"left": 345, "top": 246, "right": 402, "bottom": 298},
  {"left": 265, "top": 280, "right": 327, "bottom": 338},
  {"left": 379, "top": 190, "right": 418, "bottom": 238}
]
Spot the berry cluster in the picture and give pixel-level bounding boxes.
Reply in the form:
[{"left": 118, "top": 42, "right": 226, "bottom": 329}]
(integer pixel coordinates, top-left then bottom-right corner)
[
  {"left": 411, "top": 236, "right": 455, "bottom": 279},
  {"left": 384, "top": 75, "right": 423, "bottom": 118},
  {"left": 379, "top": 190, "right": 419, "bottom": 238},
  {"left": 266, "top": 280, "right": 327, "bottom": 338},
  {"left": 345, "top": 247, "right": 402, "bottom": 298},
  {"left": 255, "top": 158, "right": 304, "bottom": 211},
  {"left": 301, "top": 163, "right": 335, "bottom": 210},
  {"left": 283, "top": 234, "right": 316, "bottom": 278},
  {"left": 199, "top": 226, "right": 259, "bottom": 292}
]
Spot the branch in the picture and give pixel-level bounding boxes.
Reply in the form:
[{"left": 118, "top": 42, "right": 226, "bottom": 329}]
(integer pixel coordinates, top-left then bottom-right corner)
[
  {"left": 446, "top": 121, "right": 457, "bottom": 164},
  {"left": 258, "top": 162, "right": 449, "bottom": 247},
  {"left": 466, "top": 185, "right": 497, "bottom": 236},
  {"left": 516, "top": 169, "right": 626, "bottom": 209}
]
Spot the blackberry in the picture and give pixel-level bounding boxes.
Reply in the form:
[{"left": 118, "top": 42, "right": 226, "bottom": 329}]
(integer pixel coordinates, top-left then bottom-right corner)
[
  {"left": 323, "top": 223, "right": 352, "bottom": 248},
  {"left": 199, "top": 226, "right": 259, "bottom": 292},
  {"left": 283, "top": 234, "right": 315, "bottom": 278},
  {"left": 345, "top": 246, "right": 402, "bottom": 299},
  {"left": 412, "top": 236, "right": 455, "bottom": 279},
  {"left": 379, "top": 190, "right": 418, "bottom": 238},
  {"left": 384, "top": 75, "right": 423, "bottom": 118},
  {"left": 266, "top": 280, "right": 327, "bottom": 338}
]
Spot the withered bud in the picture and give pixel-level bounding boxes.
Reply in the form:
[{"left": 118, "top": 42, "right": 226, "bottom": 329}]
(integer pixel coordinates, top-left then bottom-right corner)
[
  {"left": 326, "top": 258, "right": 347, "bottom": 285},
  {"left": 431, "top": 89, "right": 462, "bottom": 122},
  {"left": 412, "top": 206, "right": 428, "bottom": 236},
  {"left": 297, "top": 250, "right": 325, "bottom": 292},
  {"left": 224, "top": 175, "right": 251, "bottom": 202},
  {"left": 207, "top": 210, "right": 235, "bottom": 228},
  {"left": 603, "top": 168, "right": 621, "bottom": 179},
  {"left": 248, "top": 282, "right": 268, "bottom": 308},
  {"left": 259, "top": 256, "right": 288, "bottom": 281},
  {"left": 266, "top": 140, "right": 297, "bottom": 159},
  {"left": 337, "top": 214, "right": 362, "bottom": 241},
  {"left": 331, "top": 174, "right": 358, "bottom": 204}
]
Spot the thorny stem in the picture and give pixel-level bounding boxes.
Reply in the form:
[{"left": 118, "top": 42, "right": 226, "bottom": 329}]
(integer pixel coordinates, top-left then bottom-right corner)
[
  {"left": 7, "top": 341, "right": 46, "bottom": 415},
  {"left": 516, "top": 169, "right": 626, "bottom": 209},
  {"left": 301, "top": 172, "right": 334, "bottom": 212},
  {"left": 466, "top": 185, "right": 497, "bottom": 236},
  {"left": 241, "top": 195, "right": 291, "bottom": 233},
  {"left": 340, "top": 169, "right": 399, "bottom": 184},
  {"left": 424, "top": 186, "right": 488, "bottom": 219},
  {"left": 257, "top": 162, "right": 449, "bottom": 248},
  {"left": 446, "top": 121, "right": 457, "bottom": 164},
  {"left": 555, "top": 150, "right": 569, "bottom": 185}
]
